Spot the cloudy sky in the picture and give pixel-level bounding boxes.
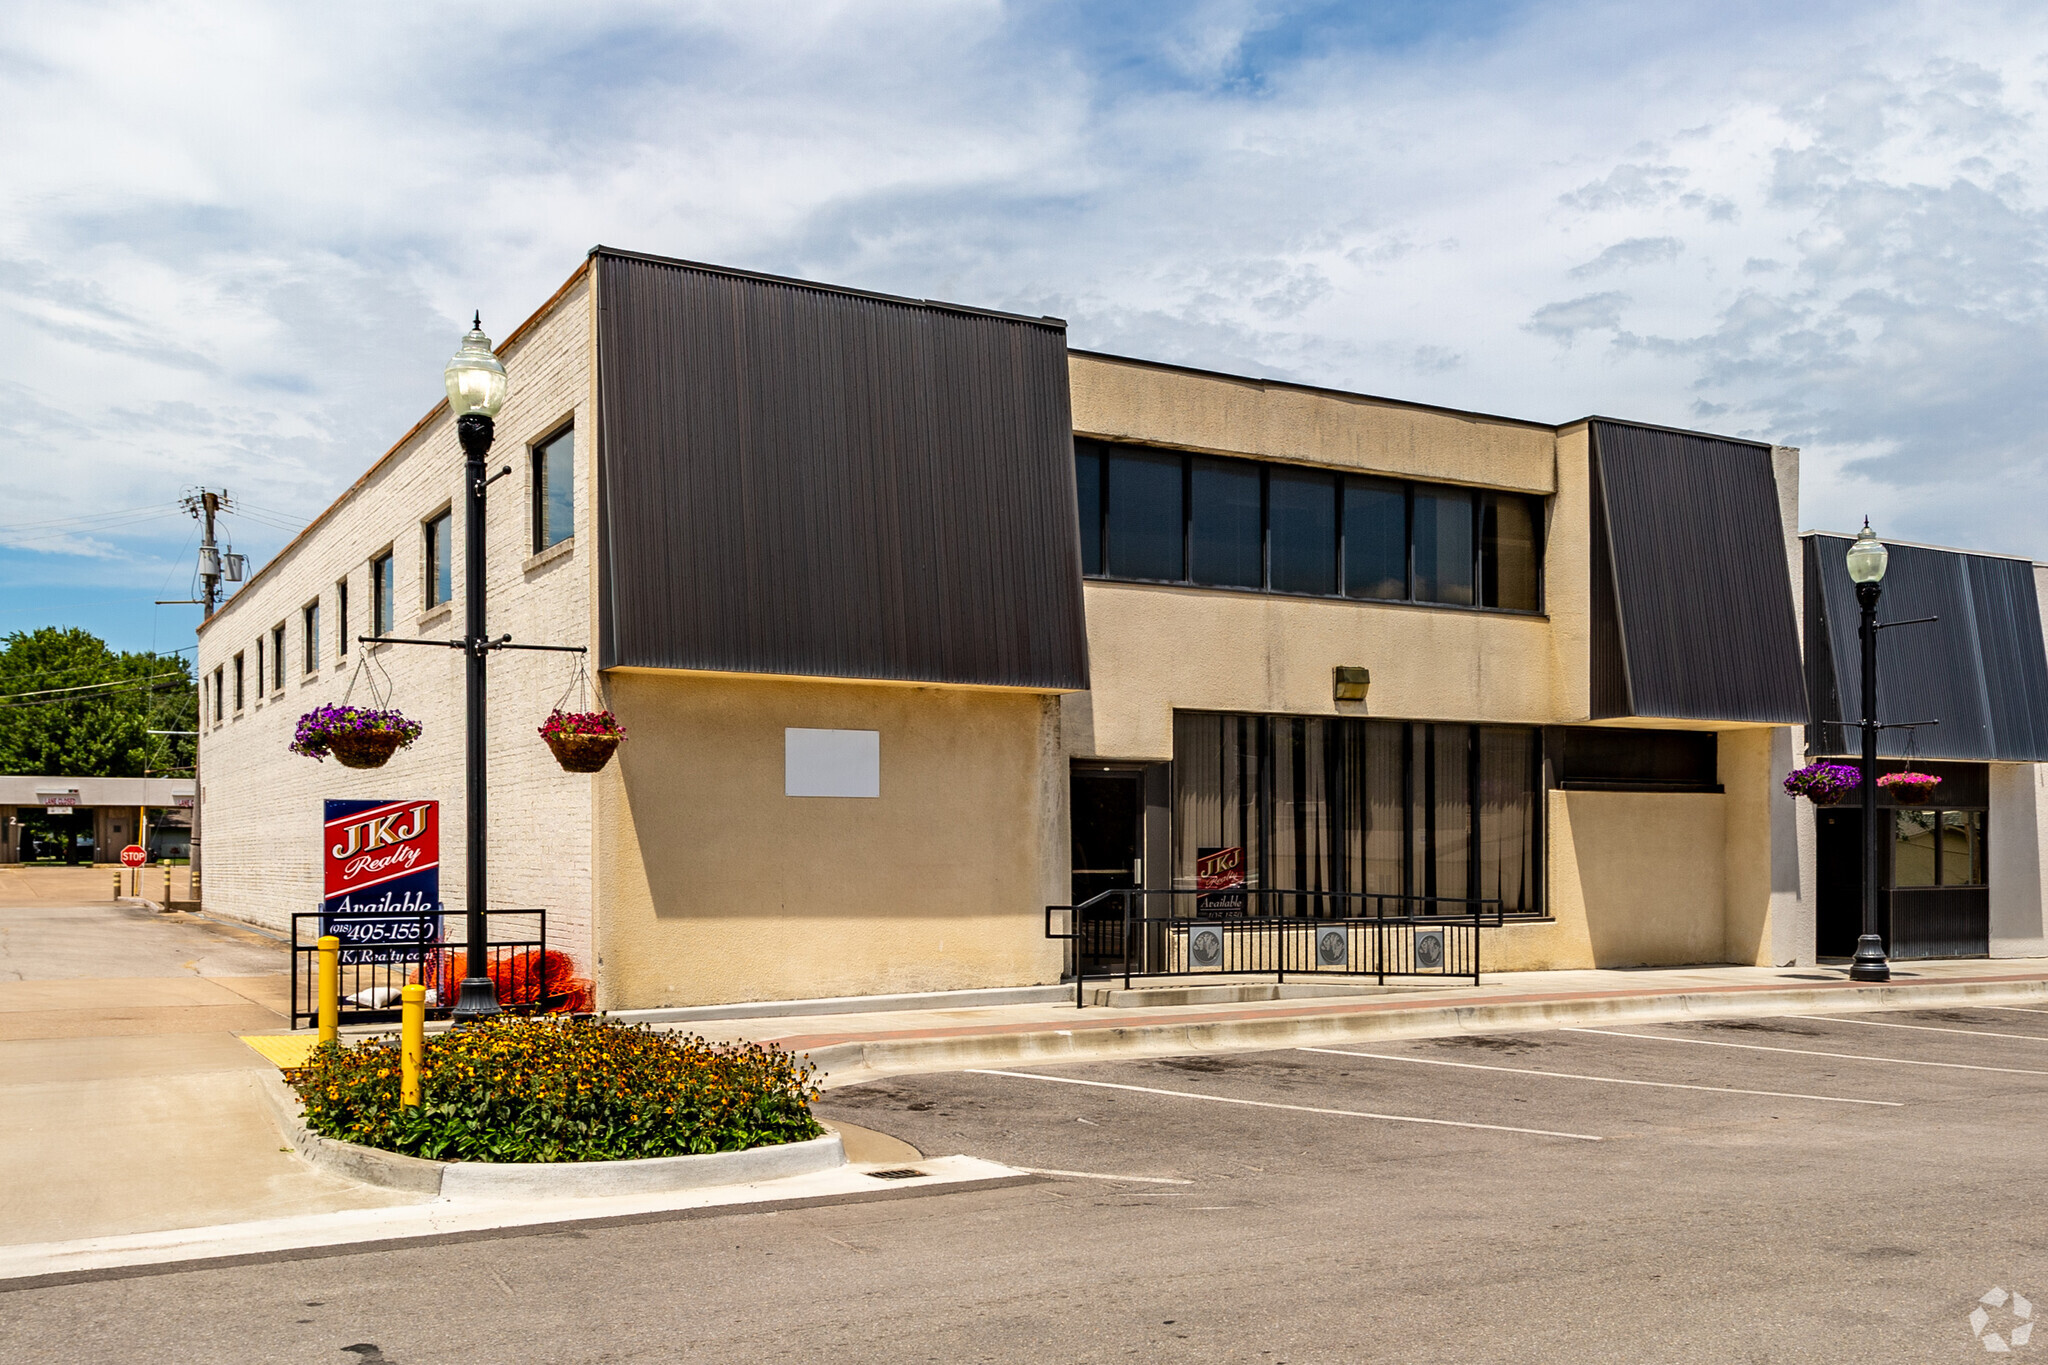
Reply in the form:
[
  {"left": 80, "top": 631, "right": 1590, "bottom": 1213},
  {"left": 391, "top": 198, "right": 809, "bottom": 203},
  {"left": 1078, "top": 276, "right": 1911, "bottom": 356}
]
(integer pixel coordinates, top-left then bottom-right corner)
[{"left": 4, "top": 0, "right": 2047, "bottom": 651}]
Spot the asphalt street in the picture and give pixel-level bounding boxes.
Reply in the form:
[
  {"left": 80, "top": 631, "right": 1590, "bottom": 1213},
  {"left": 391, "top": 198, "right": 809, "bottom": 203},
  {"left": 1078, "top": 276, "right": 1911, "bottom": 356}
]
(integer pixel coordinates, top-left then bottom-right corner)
[{"left": 10, "top": 1004, "right": 2048, "bottom": 1363}]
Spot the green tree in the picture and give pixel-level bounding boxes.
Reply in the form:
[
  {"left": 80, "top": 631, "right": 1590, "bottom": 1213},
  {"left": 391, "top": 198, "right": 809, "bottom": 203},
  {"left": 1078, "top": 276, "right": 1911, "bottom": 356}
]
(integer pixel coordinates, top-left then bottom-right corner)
[{"left": 0, "top": 628, "right": 197, "bottom": 777}]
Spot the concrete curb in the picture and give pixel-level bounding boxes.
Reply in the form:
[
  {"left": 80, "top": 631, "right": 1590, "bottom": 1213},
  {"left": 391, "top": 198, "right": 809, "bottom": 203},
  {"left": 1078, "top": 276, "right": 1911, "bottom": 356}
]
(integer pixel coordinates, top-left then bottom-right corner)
[
  {"left": 804, "top": 976, "right": 2048, "bottom": 1087},
  {"left": 255, "top": 1071, "right": 846, "bottom": 1197}
]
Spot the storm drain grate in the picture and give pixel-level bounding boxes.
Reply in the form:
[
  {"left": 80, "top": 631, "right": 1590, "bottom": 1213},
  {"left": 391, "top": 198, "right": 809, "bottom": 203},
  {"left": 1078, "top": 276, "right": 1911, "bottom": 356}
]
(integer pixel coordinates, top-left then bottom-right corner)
[{"left": 866, "top": 1168, "right": 927, "bottom": 1180}]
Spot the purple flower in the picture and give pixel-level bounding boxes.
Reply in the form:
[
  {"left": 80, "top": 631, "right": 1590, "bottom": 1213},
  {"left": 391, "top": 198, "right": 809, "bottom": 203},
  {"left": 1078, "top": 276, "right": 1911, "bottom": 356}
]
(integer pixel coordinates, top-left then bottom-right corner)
[
  {"left": 291, "top": 705, "right": 424, "bottom": 761},
  {"left": 1783, "top": 761, "right": 1862, "bottom": 801}
]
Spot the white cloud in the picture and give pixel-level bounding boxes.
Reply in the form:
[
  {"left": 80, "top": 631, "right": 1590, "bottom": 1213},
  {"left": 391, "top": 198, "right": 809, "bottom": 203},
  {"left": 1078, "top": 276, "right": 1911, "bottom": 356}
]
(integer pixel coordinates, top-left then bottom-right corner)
[{"left": 6, "top": 0, "right": 2048, "bottom": 647}]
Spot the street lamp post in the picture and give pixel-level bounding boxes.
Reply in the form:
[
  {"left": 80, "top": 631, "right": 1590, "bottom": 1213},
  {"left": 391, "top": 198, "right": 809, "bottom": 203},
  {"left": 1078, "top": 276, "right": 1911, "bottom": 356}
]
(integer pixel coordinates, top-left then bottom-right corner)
[
  {"left": 1845, "top": 520, "right": 1891, "bottom": 984},
  {"left": 365, "top": 318, "right": 587, "bottom": 1024},
  {"left": 444, "top": 315, "right": 511, "bottom": 1021}
]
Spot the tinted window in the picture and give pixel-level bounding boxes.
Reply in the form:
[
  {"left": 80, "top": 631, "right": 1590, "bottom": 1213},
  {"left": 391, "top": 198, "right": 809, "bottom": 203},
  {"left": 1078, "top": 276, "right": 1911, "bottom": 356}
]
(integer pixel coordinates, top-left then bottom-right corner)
[
  {"left": 1189, "top": 457, "right": 1262, "bottom": 588},
  {"left": 336, "top": 580, "right": 349, "bottom": 658},
  {"left": 1481, "top": 493, "right": 1540, "bottom": 611},
  {"left": 1343, "top": 477, "right": 1407, "bottom": 600},
  {"left": 372, "top": 553, "right": 394, "bottom": 636},
  {"left": 1106, "top": 448, "right": 1183, "bottom": 581},
  {"left": 1268, "top": 467, "right": 1336, "bottom": 595},
  {"left": 425, "top": 512, "right": 452, "bottom": 607},
  {"left": 1414, "top": 487, "right": 1474, "bottom": 606},
  {"left": 303, "top": 603, "right": 320, "bottom": 674},
  {"left": 535, "top": 426, "right": 574, "bottom": 551},
  {"left": 1075, "top": 445, "right": 1102, "bottom": 575}
]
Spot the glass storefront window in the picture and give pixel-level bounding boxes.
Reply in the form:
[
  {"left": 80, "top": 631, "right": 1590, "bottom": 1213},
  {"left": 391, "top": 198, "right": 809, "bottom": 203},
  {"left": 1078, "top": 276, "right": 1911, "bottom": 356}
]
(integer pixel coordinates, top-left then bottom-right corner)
[
  {"left": 1940, "top": 810, "right": 1983, "bottom": 886},
  {"left": 1894, "top": 808, "right": 1984, "bottom": 887},
  {"left": 1894, "top": 810, "right": 1938, "bottom": 887},
  {"left": 1171, "top": 712, "right": 1540, "bottom": 916}
]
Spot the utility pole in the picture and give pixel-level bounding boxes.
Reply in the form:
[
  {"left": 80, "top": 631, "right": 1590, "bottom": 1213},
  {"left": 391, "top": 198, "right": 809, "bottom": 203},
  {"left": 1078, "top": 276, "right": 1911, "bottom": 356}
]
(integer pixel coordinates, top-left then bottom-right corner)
[{"left": 178, "top": 487, "right": 236, "bottom": 906}]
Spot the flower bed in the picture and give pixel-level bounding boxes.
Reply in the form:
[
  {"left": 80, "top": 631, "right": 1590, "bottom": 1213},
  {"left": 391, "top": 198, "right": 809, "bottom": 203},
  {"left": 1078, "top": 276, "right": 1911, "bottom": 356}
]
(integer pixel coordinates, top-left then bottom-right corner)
[
  {"left": 291, "top": 704, "right": 423, "bottom": 766},
  {"left": 1784, "top": 761, "right": 1861, "bottom": 805},
  {"left": 284, "top": 1016, "right": 822, "bottom": 1163}
]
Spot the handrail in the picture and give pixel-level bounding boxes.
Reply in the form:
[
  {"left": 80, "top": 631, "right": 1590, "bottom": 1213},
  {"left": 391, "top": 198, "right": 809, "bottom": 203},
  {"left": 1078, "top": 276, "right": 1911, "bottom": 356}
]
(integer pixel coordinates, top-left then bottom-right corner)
[{"left": 1045, "top": 888, "right": 1506, "bottom": 1006}]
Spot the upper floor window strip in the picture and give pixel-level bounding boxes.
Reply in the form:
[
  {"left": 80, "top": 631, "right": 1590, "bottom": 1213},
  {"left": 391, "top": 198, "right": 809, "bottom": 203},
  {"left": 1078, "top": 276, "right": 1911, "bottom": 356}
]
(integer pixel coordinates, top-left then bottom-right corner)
[{"left": 1075, "top": 439, "right": 1543, "bottom": 613}]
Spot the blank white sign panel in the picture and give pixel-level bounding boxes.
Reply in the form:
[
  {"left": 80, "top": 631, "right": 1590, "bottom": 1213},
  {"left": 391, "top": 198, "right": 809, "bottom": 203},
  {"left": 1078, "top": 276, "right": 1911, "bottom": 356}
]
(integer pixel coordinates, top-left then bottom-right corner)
[{"left": 784, "top": 728, "right": 880, "bottom": 797}]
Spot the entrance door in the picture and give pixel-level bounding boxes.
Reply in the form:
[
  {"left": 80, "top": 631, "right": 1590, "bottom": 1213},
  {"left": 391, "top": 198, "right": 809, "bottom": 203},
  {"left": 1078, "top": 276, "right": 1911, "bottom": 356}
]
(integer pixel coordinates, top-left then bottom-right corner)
[
  {"left": 1071, "top": 768, "right": 1144, "bottom": 976},
  {"left": 1815, "top": 807, "right": 1870, "bottom": 958}
]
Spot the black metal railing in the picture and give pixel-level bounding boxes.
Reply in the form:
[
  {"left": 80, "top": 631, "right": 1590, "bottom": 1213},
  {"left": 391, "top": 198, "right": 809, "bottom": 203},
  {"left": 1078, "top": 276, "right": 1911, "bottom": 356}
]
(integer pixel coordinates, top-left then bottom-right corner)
[
  {"left": 290, "top": 908, "right": 547, "bottom": 1029},
  {"left": 1044, "top": 889, "right": 1501, "bottom": 1007}
]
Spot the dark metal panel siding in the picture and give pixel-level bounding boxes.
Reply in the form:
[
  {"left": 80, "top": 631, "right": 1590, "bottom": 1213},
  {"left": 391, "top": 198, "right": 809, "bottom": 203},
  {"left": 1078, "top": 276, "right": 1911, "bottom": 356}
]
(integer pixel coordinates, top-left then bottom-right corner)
[
  {"left": 1586, "top": 447, "right": 1631, "bottom": 718},
  {"left": 593, "top": 250, "right": 1089, "bottom": 688},
  {"left": 1805, "top": 534, "right": 2048, "bottom": 761},
  {"left": 1588, "top": 422, "right": 1807, "bottom": 723}
]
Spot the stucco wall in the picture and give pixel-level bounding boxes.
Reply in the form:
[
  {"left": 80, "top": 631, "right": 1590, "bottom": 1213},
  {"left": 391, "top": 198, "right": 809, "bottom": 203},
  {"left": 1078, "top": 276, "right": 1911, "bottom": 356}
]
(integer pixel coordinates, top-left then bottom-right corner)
[
  {"left": 1489, "top": 789, "right": 1727, "bottom": 970},
  {"left": 1990, "top": 763, "right": 2048, "bottom": 957},
  {"left": 1067, "top": 583, "right": 1559, "bottom": 760},
  {"left": 193, "top": 276, "right": 598, "bottom": 971},
  {"left": 593, "top": 671, "right": 1066, "bottom": 1008},
  {"left": 1068, "top": 353, "right": 1556, "bottom": 494}
]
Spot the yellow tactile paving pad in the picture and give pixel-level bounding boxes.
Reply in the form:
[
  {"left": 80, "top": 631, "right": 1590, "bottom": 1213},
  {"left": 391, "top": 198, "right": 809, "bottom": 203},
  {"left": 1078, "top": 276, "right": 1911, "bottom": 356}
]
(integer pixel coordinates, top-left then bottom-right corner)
[{"left": 241, "top": 1034, "right": 321, "bottom": 1069}]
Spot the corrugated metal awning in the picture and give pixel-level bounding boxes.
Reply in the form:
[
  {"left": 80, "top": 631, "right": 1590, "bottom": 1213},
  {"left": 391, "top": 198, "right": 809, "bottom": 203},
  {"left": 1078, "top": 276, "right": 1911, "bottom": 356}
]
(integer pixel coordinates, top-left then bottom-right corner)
[{"left": 1804, "top": 534, "right": 2048, "bottom": 761}]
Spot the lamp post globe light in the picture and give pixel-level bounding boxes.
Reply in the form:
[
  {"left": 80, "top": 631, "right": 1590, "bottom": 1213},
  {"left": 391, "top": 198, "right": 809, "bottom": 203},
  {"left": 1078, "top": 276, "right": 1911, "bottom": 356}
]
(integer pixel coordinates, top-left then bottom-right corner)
[
  {"left": 1846, "top": 519, "right": 1891, "bottom": 983},
  {"left": 445, "top": 314, "right": 509, "bottom": 1021}
]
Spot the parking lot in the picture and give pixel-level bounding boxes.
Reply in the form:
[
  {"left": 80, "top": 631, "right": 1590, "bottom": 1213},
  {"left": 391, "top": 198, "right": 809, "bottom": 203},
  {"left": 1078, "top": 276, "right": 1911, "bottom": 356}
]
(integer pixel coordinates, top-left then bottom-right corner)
[{"left": 10, "top": 1002, "right": 2048, "bottom": 1362}]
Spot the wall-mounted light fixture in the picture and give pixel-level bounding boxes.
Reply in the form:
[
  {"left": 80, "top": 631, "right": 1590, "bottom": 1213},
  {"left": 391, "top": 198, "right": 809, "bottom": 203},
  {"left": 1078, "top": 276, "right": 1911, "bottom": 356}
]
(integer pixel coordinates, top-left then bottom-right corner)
[{"left": 1333, "top": 666, "right": 1370, "bottom": 703}]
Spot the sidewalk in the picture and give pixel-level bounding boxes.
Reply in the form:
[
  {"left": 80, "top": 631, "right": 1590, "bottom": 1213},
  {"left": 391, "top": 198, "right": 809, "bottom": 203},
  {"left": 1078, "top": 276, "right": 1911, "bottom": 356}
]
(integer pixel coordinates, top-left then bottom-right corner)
[{"left": 663, "top": 958, "right": 2048, "bottom": 1085}]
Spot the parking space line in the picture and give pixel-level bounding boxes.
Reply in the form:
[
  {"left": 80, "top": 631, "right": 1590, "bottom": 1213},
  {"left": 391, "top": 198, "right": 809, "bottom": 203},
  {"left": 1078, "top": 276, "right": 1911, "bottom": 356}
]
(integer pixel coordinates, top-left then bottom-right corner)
[
  {"left": 1297, "top": 1047, "right": 1901, "bottom": 1106},
  {"left": 1021, "top": 1169, "right": 1195, "bottom": 1184},
  {"left": 1785, "top": 1015, "right": 2048, "bottom": 1044},
  {"left": 966, "top": 1069, "right": 1604, "bottom": 1141},
  {"left": 1563, "top": 1028, "right": 2048, "bottom": 1075}
]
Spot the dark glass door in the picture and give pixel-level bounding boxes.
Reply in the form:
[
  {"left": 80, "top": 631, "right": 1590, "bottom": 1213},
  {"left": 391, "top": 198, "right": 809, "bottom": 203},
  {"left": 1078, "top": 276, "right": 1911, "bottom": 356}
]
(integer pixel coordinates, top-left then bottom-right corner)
[{"left": 1072, "top": 769, "right": 1143, "bottom": 907}]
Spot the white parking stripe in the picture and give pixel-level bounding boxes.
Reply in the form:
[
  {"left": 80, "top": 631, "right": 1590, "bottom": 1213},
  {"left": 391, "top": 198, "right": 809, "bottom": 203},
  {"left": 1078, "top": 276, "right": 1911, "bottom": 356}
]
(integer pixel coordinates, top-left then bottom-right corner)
[
  {"left": 1021, "top": 1169, "right": 1194, "bottom": 1185},
  {"left": 1297, "top": 1047, "right": 1901, "bottom": 1106},
  {"left": 1563, "top": 1028, "right": 2048, "bottom": 1075},
  {"left": 966, "top": 1069, "right": 1604, "bottom": 1141},
  {"left": 1787, "top": 1015, "right": 2048, "bottom": 1044}
]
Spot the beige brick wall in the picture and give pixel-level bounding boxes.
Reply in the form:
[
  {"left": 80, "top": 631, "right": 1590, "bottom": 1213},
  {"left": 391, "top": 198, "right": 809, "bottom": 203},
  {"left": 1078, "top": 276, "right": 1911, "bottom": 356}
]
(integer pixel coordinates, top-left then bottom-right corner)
[{"left": 195, "top": 275, "right": 598, "bottom": 974}]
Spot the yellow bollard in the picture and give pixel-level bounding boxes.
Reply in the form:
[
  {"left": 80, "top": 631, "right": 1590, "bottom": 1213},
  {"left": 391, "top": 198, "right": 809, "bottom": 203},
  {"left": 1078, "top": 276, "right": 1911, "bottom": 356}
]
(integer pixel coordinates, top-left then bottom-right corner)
[
  {"left": 316, "top": 935, "right": 340, "bottom": 1044},
  {"left": 112, "top": 871, "right": 121, "bottom": 900},
  {"left": 163, "top": 867, "right": 173, "bottom": 905},
  {"left": 400, "top": 984, "right": 425, "bottom": 1106}
]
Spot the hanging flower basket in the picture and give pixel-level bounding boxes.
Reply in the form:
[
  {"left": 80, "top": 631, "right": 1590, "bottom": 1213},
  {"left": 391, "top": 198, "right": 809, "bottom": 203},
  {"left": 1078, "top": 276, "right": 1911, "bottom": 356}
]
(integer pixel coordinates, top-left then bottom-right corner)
[
  {"left": 292, "top": 705, "right": 424, "bottom": 769},
  {"left": 1878, "top": 771, "right": 1943, "bottom": 805},
  {"left": 539, "top": 709, "right": 626, "bottom": 773},
  {"left": 1784, "top": 761, "right": 1861, "bottom": 806}
]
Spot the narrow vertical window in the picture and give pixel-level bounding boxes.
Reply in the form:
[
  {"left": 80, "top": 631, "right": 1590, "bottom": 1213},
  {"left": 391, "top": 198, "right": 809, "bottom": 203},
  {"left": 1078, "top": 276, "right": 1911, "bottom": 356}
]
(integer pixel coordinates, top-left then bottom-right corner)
[
  {"left": 232, "top": 653, "right": 245, "bottom": 712},
  {"left": 271, "top": 624, "right": 285, "bottom": 690},
  {"left": 1189, "top": 457, "right": 1263, "bottom": 588},
  {"left": 533, "top": 425, "right": 575, "bottom": 552},
  {"left": 372, "top": 552, "right": 395, "bottom": 636},
  {"left": 253, "top": 639, "right": 264, "bottom": 698},
  {"left": 1414, "top": 487, "right": 1476, "bottom": 606},
  {"left": 1105, "top": 448, "right": 1183, "bottom": 581},
  {"left": 1480, "top": 493, "right": 1541, "bottom": 611},
  {"left": 1342, "top": 477, "right": 1408, "bottom": 600},
  {"left": 1267, "top": 467, "right": 1337, "bottom": 595},
  {"left": 424, "top": 511, "right": 453, "bottom": 608},
  {"left": 303, "top": 602, "right": 320, "bottom": 675},
  {"left": 212, "top": 667, "right": 223, "bottom": 722},
  {"left": 1074, "top": 442, "right": 1103, "bottom": 575},
  {"left": 336, "top": 579, "right": 350, "bottom": 659}
]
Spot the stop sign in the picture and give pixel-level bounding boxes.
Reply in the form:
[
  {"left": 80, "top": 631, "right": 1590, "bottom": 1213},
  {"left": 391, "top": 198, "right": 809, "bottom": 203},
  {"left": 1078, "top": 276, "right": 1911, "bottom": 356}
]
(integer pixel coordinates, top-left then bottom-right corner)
[{"left": 120, "top": 845, "right": 146, "bottom": 868}]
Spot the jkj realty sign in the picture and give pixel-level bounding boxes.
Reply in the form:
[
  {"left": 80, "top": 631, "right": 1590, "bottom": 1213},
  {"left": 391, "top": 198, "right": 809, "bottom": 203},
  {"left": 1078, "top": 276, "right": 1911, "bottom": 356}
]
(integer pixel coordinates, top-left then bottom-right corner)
[{"left": 322, "top": 799, "right": 441, "bottom": 963}]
